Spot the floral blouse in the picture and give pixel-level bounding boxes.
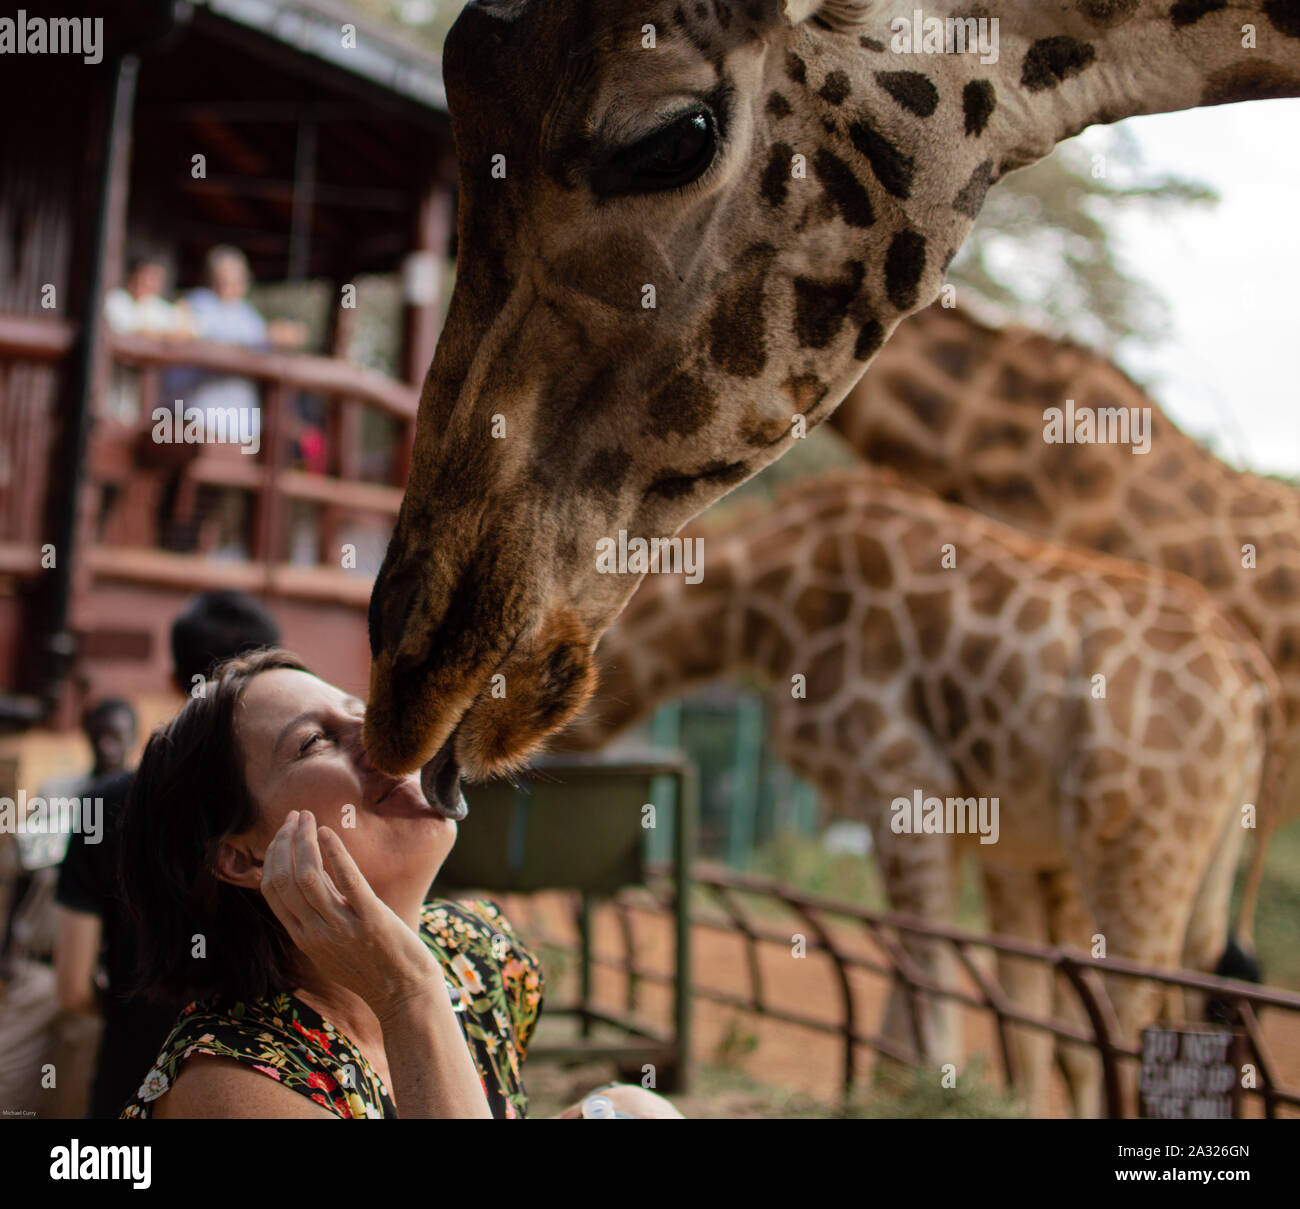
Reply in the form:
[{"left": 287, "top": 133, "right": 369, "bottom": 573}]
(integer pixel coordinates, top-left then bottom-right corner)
[{"left": 120, "top": 899, "right": 543, "bottom": 1119}]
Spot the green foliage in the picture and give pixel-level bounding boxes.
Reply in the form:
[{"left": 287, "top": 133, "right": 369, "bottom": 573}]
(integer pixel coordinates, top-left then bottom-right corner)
[{"left": 952, "top": 125, "right": 1218, "bottom": 350}]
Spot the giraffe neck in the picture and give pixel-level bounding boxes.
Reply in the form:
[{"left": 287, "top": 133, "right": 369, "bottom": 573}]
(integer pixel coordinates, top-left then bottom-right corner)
[{"left": 563, "top": 519, "right": 783, "bottom": 748}]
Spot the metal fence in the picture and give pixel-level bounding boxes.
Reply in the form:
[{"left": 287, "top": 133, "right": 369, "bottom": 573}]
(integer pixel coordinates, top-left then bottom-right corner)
[{"left": 515, "top": 864, "right": 1300, "bottom": 1118}]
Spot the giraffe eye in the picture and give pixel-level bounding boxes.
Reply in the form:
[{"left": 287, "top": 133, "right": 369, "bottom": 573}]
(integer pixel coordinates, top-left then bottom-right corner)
[{"left": 592, "top": 108, "right": 718, "bottom": 197}]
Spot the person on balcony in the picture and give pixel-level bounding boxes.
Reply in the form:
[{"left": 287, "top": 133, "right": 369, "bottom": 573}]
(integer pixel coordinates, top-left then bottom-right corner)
[
  {"left": 102, "top": 256, "right": 196, "bottom": 426},
  {"left": 162, "top": 246, "right": 306, "bottom": 555},
  {"left": 114, "top": 649, "right": 683, "bottom": 1119}
]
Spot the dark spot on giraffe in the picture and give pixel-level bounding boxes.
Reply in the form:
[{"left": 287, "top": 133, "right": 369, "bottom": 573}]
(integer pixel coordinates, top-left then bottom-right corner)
[
  {"left": 847, "top": 117, "right": 915, "bottom": 199},
  {"left": 673, "top": 5, "right": 687, "bottom": 26},
  {"left": 1265, "top": 0, "right": 1300, "bottom": 37},
  {"left": 969, "top": 737, "right": 996, "bottom": 778},
  {"left": 960, "top": 633, "right": 998, "bottom": 677},
  {"left": 645, "top": 371, "right": 717, "bottom": 439},
  {"left": 782, "top": 373, "right": 831, "bottom": 419},
  {"left": 753, "top": 565, "right": 791, "bottom": 600},
  {"left": 860, "top": 607, "right": 902, "bottom": 676},
  {"left": 963, "top": 79, "right": 996, "bottom": 136},
  {"left": 904, "top": 591, "right": 951, "bottom": 660},
  {"left": 884, "top": 231, "right": 927, "bottom": 311},
  {"left": 859, "top": 35, "right": 886, "bottom": 52},
  {"left": 934, "top": 339, "right": 974, "bottom": 379},
  {"left": 1170, "top": 0, "right": 1226, "bottom": 27},
  {"left": 1203, "top": 60, "right": 1300, "bottom": 104},
  {"left": 808, "top": 642, "right": 847, "bottom": 699},
  {"left": 967, "top": 558, "right": 1018, "bottom": 617},
  {"left": 1021, "top": 36, "right": 1098, "bottom": 92},
  {"left": 821, "top": 118, "right": 838, "bottom": 134},
  {"left": 882, "top": 371, "right": 951, "bottom": 432},
  {"left": 854, "top": 319, "right": 885, "bottom": 361},
  {"left": 708, "top": 242, "right": 777, "bottom": 377},
  {"left": 1186, "top": 479, "right": 1217, "bottom": 512},
  {"left": 952, "top": 159, "right": 995, "bottom": 218},
  {"left": 875, "top": 70, "right": 939, "bottom": 117},
  {"left": 643, "top": 459, "right": 750, "bottom": 503},
  {"left": 695, "top": 2, "right": 708, "bottom": 19},
  {"left": 973, "top": 473, "right": 1052, "bottom": 525},
  {"left": 578, "top": 445, "right": 632, "bottom": 506},
  {"left": 766, "top": 90, "right": 793, "bottom": 120},
  {"left": 813, "top": 147, "right": 875, "bottom": 227},
  {"left": 786, "top": 51, "right": 807, "bottom": 85},
  {"left": 819, "top": 70, "right": 852, "bottom": 104},
  {"left": 795, "top": 585, "right": 853, "bottom": 630},
  {"left": 939, "top": 676, "right": 970, "bottom": 740},
  {"left": 853, "top": 534, "right": 894, "bottom": 589},
  {"left": 762, "top": 142, "right": 794, "bottom": 206},
  {"left": 968, "top": 420, "right": 1030, "bottom": 455},
  {"left": 1015, "top": 596, "right": 1051, "bottom": 633},
  {"left": 793, "top": 261, "right": 866, "bottom": 349},
  {"left": 994, "top": 651, "right": 1026, "bottom": 701},
  {"left": 712, "top": 0, "right": 733, "bottom": 28},
  {"left": 1080, "top": 0, "right": 1140, "bottom": 26}
]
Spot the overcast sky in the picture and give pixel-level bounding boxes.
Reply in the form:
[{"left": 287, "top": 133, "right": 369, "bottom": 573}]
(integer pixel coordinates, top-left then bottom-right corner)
[{"left": 1080, "top": 99, "right": 1300, "bottom": 479}]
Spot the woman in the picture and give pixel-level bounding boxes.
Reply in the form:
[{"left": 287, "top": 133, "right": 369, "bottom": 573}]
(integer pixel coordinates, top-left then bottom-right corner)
[{"left": 115, "top": 649, "right": 679, "bottom": 1119}]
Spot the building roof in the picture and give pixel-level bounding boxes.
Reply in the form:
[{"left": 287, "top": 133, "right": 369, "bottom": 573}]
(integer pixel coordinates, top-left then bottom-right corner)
[{"left": 193, "top": 0, "right": 447, "bottom": 112}]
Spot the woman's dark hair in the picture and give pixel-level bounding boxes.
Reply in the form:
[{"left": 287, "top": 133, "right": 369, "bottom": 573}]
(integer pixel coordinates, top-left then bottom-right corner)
[{"left": 118, "top": 647, "right": 311, "bottom": 1005}]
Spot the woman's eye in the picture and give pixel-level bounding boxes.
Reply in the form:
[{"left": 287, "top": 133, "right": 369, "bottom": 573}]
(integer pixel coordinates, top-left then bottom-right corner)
[
  {"left": 298, "top": 732, "right": 324, "bottom": 755},
  {"left": 592, "top": 109, "right": 718, "bottom": 198}
]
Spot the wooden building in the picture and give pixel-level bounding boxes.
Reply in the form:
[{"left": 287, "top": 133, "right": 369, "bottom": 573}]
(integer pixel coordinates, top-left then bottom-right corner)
[{"left": 0, "top": 0, "right": 455, "bottom": 730}]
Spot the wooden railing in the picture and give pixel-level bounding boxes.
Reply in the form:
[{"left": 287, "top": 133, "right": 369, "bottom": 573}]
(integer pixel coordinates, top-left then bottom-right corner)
[
  {"left": 0, "top": 314, "right": 74, "bottom": 576},
  {"left": 92, "top": 332, "right": 420, "bottom": 605}
]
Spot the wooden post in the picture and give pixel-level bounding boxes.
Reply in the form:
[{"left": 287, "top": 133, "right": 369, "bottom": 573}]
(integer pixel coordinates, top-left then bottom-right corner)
[
  {"left": 396, "top": 173, "right": 453, "bottom": 487},
  {"left": 46, "top": 53, "right": 139, "bottom": 725}
]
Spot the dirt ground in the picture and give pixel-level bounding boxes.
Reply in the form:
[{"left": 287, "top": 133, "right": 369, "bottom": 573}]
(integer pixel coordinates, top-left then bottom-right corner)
[{"left": 496, "top": 890, "right": 1300, "bottom": 1120}]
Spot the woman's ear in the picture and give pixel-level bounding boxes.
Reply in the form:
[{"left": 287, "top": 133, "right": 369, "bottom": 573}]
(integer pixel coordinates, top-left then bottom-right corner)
[
  {"left": 215, "top": 837, "right": 264, "bottom": 889},
  {"left": 781, "top": 0, "right": 875, "bottom": 29}
]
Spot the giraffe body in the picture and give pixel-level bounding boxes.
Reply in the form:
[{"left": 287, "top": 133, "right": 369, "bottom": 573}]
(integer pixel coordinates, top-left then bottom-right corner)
[
  {"left": 832, "top": 301, "right": 1300, "bottom": 825},
  {"left": 560, "top": 469, "right": 1285, "bottom": 1113}
]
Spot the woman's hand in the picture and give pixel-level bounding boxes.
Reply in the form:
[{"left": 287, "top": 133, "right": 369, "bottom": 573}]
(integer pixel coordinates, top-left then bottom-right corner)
[
  {"left": 259, "top": 810, "right": 493, "bottom": 1117},
  {"left": 258, "top": 809, "right": 442, "bottom": 1019}
]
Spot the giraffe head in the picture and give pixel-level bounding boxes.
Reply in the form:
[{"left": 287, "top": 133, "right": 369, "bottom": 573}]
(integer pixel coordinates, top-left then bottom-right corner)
[{"left": 364, "top": 0, "right": 1300, "bottom": 790}]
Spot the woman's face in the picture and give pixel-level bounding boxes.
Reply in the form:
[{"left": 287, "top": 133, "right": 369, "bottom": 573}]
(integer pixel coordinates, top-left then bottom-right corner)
[{"left": 234, "top": 669, "right": 456, "bottom": 911}]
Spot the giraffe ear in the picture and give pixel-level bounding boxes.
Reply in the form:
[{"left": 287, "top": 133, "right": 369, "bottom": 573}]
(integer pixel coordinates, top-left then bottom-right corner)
[{"left": 782, "top": 0, "right": 875, "bottom": 29}]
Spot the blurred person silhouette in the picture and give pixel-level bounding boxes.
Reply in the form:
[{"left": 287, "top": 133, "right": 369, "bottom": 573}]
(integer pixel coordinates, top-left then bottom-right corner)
[
  {"left": 53, "top": 590, "right": 281, "bottom": 1118},
  {"left": 0, "top": 700, "right": 137, "bottom": 1117}
]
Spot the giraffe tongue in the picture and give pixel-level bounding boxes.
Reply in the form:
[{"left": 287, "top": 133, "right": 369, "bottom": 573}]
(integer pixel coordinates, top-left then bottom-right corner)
[{"left": 420, "top": 734, "right": 468, "bottom": 821}]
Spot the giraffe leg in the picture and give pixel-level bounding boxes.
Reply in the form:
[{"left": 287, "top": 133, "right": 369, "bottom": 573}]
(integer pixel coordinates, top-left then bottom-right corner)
[
  {"left": 1180, "top": 802, "right": 1249, "bottom": 1024},
  {"left": 873, "top": 825, "right": 963, "bottom": 1073},
  {"left": 981, "top": 864, "right": 1056, "bottom": 1117},
  {"left": 1041, "top": 867, "right": 1103, "bottom": 1118}
]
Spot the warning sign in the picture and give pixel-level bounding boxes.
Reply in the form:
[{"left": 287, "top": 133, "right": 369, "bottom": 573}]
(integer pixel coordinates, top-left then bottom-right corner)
[{"left": 1138, "top": 1027, "right": 1243, "bottom": 1119}]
